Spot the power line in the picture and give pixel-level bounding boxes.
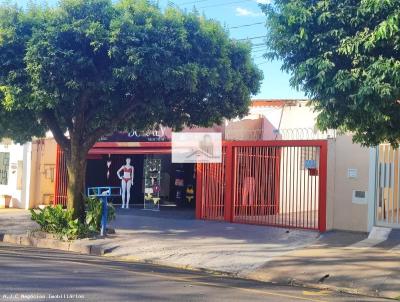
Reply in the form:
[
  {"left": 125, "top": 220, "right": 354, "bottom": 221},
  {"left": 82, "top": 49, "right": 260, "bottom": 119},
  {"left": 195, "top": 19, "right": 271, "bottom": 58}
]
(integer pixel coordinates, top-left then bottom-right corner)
[
  {"left": 229, "top": 22, "right": 264, "bottom": 29},
  {"left": 251, "top": 43, "right": 266, "bottom": 48},
  {"left": 199, "top": 0, "right": 253, "bottom": 9},
  {"left": 253, "top": 54, "right": 267, "bottom": 59},
  {"left": 251, "top": 48, "right": 269, "bottom": 53},
  {"left": 173, "top": 0, "right": 254, "bottom": 8},
  {"left": 176, "top": 0, "right": 210, "bottom": 5},
  {"left": 237, "top": 35, "right": 267, "bottom": 41}
]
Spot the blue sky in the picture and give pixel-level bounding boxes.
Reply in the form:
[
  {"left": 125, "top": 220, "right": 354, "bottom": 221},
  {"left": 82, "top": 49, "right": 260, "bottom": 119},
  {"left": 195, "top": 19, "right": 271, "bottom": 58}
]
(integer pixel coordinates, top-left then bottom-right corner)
[{"left": 14, "top": 0, "right": 306, "bottom": 100}]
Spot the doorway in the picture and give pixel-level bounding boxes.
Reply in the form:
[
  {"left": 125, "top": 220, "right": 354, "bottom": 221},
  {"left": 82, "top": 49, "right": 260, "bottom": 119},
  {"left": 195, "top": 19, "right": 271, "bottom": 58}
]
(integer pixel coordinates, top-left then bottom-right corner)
[{"left": 85, "top": 153, "right": 196, "bottom": 214}]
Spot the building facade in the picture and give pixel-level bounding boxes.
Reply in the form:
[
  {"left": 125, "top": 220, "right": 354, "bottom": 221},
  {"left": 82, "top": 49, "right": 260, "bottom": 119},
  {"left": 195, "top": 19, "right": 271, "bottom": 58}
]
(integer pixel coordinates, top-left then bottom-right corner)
[{"left": 25, "top": 99, "right": 395, "bottom": 233}]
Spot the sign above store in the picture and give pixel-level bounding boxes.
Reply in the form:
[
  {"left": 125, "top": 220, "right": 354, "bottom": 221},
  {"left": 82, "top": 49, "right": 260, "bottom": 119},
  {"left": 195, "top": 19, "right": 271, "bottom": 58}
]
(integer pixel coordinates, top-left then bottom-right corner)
[{"left": 100, "top": 127, "right": 169, "bottom": 142}]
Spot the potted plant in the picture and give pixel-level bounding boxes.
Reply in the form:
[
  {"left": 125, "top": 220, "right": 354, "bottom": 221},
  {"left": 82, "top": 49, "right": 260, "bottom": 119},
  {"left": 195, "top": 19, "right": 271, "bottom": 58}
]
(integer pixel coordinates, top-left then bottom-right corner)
[{"left": 0, "top": 195, "right": 12, "bottom": 208}]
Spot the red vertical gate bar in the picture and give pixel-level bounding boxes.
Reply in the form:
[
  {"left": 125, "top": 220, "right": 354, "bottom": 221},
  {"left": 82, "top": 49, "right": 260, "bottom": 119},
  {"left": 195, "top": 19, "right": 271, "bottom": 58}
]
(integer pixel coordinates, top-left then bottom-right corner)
[
  {"left": 197, "top": 147, "right": 226, "bottom": 221},
  {"left": 195, "top": 163, "right": 203, "bottom": 219},
  {"left": 224, "top": 143, "right": 234, "bottom": 222},
  {"left": 318, "top": 141, "right": 328, "bottom": 232},
  {"left": 53, "top": 144, "right": 60, "bottom": 205},
  {"left": 54, "top": 144, "right": 68, "bottom": 207}
]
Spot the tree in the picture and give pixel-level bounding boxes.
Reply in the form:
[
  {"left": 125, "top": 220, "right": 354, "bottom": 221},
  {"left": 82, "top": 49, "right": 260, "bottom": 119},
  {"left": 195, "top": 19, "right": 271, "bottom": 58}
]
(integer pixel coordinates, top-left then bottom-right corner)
[
  {"left": 0, "top": 0, "right": 262, "bottom": 218},
  {"left": 261, "top": 0, "right": 400, "bottom": 146}
]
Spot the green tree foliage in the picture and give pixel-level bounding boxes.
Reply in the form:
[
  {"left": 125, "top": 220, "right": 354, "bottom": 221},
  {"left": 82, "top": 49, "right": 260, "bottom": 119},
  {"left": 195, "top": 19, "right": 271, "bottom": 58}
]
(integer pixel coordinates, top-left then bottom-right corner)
[
  {"left": 261, "top": 0, "right": 400, "bottom": 146},
  {"left": 0, "top": 0, "right": 262, "bottom": 218}
]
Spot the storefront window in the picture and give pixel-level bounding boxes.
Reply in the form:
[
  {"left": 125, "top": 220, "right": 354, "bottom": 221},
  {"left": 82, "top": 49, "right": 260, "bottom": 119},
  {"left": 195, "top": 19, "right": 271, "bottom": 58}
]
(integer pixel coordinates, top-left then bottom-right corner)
[{"left": 0, "top": 152, "right": 10, "bottom": 185}]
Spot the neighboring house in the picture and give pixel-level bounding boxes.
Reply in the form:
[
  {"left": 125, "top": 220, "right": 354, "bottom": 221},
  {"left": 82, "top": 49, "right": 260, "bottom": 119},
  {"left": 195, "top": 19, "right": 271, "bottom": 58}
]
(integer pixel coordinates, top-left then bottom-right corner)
[
  {"left": 227, "top": 99, "right": 374, "bottom": 233},
  {"left": 225, "top": 99, "right": 336, "bottom": 140},
  {"left": 29, "top": 138, "right": 58, "bottom": 208},
  {"left": 0, "top": 139, "right": 31, "bottom": 209}
]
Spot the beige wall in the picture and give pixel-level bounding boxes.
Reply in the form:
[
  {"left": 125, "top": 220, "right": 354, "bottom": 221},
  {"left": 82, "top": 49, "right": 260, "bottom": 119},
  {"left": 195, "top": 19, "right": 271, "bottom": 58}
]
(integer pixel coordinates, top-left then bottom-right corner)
[
  {"left": 326, "top": 135, "right": 370, "bottom": 232},
  {"left": 29, "top": 138, "right": 57, "bottom": 208}
]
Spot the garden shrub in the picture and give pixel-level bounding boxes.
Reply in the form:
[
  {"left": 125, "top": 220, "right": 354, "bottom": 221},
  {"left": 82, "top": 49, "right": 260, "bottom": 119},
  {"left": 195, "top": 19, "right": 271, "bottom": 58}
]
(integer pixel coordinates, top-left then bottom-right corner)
[
  {"left": 85, "top": 196, "right": 116, "bottom": 232},
  {"left": 30, "top": 197, "right": 116, "bottom": 240}
]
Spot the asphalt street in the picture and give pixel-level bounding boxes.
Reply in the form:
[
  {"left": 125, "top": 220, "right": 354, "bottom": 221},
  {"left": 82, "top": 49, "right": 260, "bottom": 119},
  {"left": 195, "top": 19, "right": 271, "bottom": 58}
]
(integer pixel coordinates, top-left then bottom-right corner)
[{"left": 0, "top": 243, "right": 391, "bottom": 302}]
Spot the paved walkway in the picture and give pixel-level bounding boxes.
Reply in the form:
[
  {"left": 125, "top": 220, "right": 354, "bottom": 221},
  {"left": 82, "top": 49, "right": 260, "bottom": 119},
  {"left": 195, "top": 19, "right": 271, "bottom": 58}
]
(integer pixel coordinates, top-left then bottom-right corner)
[
  {"left": 104, "top": 208, "right": 319, "bottom": 274},
  {"left": 0, "top": 209, "right": 36, "bottom": 234}
]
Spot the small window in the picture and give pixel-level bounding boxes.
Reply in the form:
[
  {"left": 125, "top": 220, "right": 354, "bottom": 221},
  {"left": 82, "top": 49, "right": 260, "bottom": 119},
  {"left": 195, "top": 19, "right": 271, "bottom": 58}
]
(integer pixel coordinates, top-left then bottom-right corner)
[
  {"left": 355, "top": 191, "right": 366, "bottom": 198},
  {"left": 0, "top": 152, "right": 10, "bottom": 185}
]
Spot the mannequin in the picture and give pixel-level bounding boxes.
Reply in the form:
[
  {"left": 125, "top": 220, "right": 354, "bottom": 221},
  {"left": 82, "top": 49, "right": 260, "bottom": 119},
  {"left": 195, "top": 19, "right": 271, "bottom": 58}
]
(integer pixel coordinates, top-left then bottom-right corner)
[{"left": 117, "top": 158, "right": 134, "bottom": 209}]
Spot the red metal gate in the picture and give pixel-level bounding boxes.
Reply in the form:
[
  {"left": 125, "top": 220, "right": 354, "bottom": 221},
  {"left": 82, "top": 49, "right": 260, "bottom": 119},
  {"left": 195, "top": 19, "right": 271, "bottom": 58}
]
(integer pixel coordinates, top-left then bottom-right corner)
[
  {"left": 55, "top": 140, "right": 327, "bottom": 231},
  {"left": 195, "top": 148, "right": 226, "bottom": 221},
  {"left": 196, "top": 140, "right": 327, "bottom": 232},
  {"left": 54, "top": 144, "right": 68, "bottom": 206}
]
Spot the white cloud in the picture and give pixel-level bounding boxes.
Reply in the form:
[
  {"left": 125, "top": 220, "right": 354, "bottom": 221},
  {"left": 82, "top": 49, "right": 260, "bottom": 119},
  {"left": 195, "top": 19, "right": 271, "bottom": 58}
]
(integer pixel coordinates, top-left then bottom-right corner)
[
  {"left": 235, "top": 7, "right": 262, "bottom": 17},
  {"left": 256, "top": 0, "right": 272, "bottom": 4}
]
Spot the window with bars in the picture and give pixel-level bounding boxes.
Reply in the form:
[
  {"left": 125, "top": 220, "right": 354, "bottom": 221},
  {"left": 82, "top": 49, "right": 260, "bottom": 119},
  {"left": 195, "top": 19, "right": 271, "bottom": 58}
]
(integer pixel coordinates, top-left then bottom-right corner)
[{"left": 0, "top": 152, "right": 10, "bottom": 185}]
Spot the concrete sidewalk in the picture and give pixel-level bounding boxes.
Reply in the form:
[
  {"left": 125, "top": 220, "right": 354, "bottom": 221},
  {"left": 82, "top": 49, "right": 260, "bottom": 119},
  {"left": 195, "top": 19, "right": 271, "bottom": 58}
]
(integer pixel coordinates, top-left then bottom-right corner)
[
  {"left": 0, "top": 209, "right": 319, "bottom": 274},
  {"left": 0, "top": 209, "right": 37, "bottom": 234},
  {"left": 246, "top": 231, "right": 400, "bottom": 299},
  {"left": 103, "top": 209, "right": 319, "bottom": 274}
]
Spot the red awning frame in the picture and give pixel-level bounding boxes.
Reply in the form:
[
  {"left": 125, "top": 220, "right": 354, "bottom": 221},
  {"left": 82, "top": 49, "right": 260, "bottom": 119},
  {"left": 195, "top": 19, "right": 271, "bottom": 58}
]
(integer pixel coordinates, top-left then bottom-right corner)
[{"left": 89, "top": 141, "right": 172, "bottom": 156}]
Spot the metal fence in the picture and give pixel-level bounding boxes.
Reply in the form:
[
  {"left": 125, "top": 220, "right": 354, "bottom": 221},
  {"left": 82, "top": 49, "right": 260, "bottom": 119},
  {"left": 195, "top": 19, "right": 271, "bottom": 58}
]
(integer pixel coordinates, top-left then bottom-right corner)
[
  {"left": 54, "top": 140, "right": 327, "bottom": 231},
  {"left": 196, "top": 140, "right": 327, "bottom": 231},
  {"left": 54, "top": 144, "right": 68, "bottom": 207},
  {"left": 196, "top": 148, "right": 226, "bottom": 221}
]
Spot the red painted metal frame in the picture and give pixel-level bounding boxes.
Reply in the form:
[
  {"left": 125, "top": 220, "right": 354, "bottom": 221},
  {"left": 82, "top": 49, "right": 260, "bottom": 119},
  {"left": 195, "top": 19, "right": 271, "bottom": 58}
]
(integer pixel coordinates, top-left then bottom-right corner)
[
  {"left": 89, "top": 142, "right": 172, "bottom": 155},
  {"left": 89, "top": 148, "right": 171, "bottom": 155},
  {"left": 318, "top": 141, "right": 327, "bottom": 232},
  {"left": 54, "top": 139, "right": 328, "bottom": 232},
  {"left": 93, "top": 141, "right": 172, "bottom": 148},
  {"left": 55, "top": 142, "right": 172, "bottom": 207},
  {"left": 198, "top": 140, "right": 328, "bottom": 232},
  {"left": 54, "top": 144, "right": 68, "bottom": 207},
  {"left": 195, "top": 163, "right": 202, "bottom": 219},
  {"left": 224, "top": 145, "right": 234, "bottom": 222},
  {"left": 197, "top": 148, "right": 226, "bottom": 221}
]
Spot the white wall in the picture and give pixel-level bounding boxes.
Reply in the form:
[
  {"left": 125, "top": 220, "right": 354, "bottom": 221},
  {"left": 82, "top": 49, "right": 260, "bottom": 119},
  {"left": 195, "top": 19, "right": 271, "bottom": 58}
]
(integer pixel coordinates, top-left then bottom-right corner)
[{"left": 0, "top": 142, "right": 25, "bottom": 207}]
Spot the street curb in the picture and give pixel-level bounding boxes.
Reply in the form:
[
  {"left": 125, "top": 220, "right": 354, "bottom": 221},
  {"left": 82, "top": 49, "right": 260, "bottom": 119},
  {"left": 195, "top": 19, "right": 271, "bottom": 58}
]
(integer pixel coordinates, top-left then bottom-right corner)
[
  {"left": 0, "top": 232, "right": 107, "bottom": 257},
  {"left": 108, "top": 255, "right": 396, "bottom": 300},
  {"left": 237, "top": 275, "right": 397, "bottom": 300},
  {"left": 108, "top": 255, "right": 239, "bottom": 279},
  {"left": 0, "top": 231, "right": 397, "bottom": 300}
]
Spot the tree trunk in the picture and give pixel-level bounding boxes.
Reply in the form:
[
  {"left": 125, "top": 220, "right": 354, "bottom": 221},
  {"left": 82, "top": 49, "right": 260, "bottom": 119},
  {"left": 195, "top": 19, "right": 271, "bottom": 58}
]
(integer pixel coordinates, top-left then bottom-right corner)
[{"left": 65, "top": 142, "right": 88, "bottom": 220}]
